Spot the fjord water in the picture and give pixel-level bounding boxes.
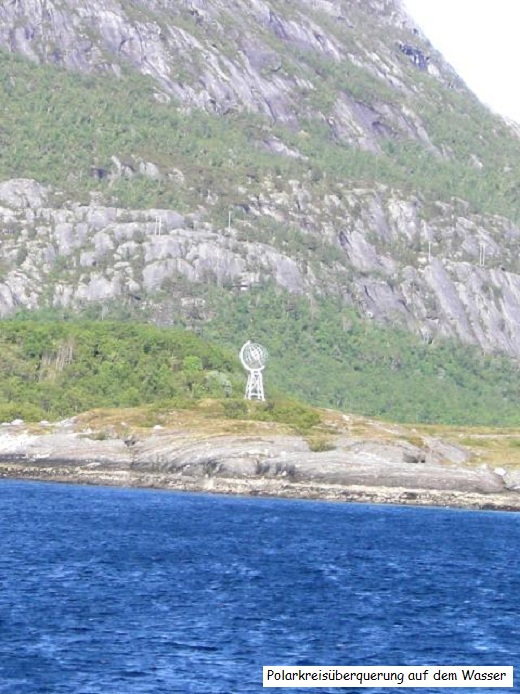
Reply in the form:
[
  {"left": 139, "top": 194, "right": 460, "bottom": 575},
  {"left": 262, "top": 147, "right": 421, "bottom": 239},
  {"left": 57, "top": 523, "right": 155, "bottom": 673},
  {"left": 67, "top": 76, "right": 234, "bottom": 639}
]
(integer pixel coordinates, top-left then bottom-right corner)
[{"left": 0, "top": 481, "right": 518, "bottom": 694}]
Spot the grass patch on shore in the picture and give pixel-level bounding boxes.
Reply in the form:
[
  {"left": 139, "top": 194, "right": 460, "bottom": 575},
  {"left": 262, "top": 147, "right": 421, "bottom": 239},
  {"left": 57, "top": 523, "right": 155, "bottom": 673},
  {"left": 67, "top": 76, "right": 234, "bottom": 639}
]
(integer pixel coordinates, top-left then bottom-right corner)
[
  {"left": 399, "top": 424, "right": 520, "bottom": 470},
  {"left": 73, "top": 404, "right": 520, "bottom": 472},
  {"left": 75, "top": 395, "right": 323, "bottom": 438}
]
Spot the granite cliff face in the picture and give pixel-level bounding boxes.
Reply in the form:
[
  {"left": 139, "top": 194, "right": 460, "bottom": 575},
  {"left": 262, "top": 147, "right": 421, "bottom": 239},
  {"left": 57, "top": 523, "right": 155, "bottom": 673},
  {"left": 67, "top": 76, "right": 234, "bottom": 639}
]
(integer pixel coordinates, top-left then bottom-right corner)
[
  {"left": 0, "top": 0, "right": 455, "bottom": 139},
  {"left": 3, "top": 178, "right": 520, "bottom": 358},
  {"left": 1, "top": 0, "right": 520, "bottom": 360}
]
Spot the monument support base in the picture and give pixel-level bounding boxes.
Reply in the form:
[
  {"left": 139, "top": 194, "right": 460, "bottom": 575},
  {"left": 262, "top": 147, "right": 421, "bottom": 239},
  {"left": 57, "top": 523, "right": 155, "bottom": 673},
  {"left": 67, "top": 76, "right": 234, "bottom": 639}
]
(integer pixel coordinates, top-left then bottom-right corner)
[{"left": 245, "top": 369, "right": 265, "bottom": 401}]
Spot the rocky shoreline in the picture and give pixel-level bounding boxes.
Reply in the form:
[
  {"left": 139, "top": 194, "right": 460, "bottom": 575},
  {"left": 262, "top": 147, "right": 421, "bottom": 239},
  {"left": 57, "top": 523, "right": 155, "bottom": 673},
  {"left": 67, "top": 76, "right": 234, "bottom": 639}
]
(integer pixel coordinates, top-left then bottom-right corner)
[{"left": 1, "top": 418, "right": 520, "bottom": 512}]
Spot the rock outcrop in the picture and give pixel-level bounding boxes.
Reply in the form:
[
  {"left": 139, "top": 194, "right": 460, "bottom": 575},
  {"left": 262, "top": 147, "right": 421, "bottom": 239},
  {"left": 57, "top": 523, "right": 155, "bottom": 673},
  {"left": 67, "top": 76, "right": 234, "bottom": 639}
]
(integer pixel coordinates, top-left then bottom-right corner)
[
  {"left": 1, "top": 419, "right": 518, "bottom": 511},
  {"left": 3, "top": 179, "right": 520, "bottom": 358},
  {"left": 0, "top": 0, "right": 458, "bottom": 146}
]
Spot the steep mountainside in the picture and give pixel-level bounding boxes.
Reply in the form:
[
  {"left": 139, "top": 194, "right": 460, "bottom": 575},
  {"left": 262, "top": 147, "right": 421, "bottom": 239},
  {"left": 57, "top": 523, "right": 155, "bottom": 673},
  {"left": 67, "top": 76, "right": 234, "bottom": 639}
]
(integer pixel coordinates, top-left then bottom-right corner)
[{"left": 2, "top": 0, "right": 520, "bottom": 421}]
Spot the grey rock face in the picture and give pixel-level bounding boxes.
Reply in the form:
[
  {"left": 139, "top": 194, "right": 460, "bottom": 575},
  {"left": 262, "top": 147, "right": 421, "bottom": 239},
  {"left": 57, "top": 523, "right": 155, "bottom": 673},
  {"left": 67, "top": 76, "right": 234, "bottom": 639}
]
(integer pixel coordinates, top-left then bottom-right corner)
[
  {"left": 0, "top": 0, "right": 459, "bottom": 151},
  {"left": 0, "top": 185, "right": 307, "bottom": 313},
  {"left": 0, "top": 425, "right": 513, "bottom": 507},
  {"left": 0, "top": 179, "right": 48, "bottom": 208},
  {"left": 3, "top": 178, "right": 520, "bottom": 358}
]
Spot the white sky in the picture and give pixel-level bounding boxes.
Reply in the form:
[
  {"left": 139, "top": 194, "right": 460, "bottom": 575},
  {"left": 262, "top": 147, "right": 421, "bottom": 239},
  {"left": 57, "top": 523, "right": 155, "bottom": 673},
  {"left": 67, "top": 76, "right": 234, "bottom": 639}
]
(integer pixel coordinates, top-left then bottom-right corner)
[{"left": 403, "top": 0, "right": 520, "bottom": 123}]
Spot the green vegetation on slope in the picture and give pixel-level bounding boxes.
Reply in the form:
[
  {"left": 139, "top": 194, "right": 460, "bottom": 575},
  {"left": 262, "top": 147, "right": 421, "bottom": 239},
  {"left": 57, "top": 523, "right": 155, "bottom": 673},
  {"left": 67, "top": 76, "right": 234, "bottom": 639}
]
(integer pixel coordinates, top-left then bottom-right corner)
[
  {"left": 5, "top": 299, "right": 520, "bottom": 427},
  {"left": 0, "top": 50, "right": 284, "bottom": 212},
  {"left": 0, "top": 320, "right": 238, "bottom": 420},
  {"left": 0, "top": 318, "right": 320, "bottom": 432},
  {"left": 3, "top": 47, "right": 520, "bottom": 222},
  {"left": 195, "top": 286, "right": 520, "bottom": 426}
]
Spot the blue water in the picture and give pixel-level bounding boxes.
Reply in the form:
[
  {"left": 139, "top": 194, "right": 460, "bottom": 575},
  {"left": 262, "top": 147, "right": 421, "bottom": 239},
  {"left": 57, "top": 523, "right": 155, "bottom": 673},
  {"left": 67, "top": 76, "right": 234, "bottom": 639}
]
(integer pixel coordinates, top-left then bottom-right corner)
[{"left": 0, "top": 481, "right": 518, "bottom": 693}]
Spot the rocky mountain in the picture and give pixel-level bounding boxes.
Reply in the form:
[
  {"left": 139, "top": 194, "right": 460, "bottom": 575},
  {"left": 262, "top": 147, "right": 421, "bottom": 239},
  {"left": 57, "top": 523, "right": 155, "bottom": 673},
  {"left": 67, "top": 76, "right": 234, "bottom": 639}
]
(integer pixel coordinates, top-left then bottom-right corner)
[{"left": 2, "top": 0, "right": 520, "bottom": 418}]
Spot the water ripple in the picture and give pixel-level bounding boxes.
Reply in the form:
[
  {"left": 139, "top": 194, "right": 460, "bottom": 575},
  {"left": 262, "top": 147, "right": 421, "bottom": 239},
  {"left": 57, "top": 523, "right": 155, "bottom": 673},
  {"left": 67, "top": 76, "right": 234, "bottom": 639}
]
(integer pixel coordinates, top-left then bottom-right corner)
[{"left": 0, "top": 481, "right": 518, "bottom": 693}]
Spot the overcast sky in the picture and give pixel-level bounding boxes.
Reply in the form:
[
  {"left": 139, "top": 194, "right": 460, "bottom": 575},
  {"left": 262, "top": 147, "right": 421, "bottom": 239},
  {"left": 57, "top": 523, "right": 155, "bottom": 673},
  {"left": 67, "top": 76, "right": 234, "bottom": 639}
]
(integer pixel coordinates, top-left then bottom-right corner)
[{"left": 403, "top": 0, "right": 520, "bottom": 123}]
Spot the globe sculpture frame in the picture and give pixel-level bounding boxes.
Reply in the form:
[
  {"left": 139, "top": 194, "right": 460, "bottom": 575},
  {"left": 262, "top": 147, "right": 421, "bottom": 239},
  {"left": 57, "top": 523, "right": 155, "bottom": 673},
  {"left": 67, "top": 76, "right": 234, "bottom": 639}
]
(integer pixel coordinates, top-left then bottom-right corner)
[{"left": 239, "top": 341, "right": 268, "bottom": 401}]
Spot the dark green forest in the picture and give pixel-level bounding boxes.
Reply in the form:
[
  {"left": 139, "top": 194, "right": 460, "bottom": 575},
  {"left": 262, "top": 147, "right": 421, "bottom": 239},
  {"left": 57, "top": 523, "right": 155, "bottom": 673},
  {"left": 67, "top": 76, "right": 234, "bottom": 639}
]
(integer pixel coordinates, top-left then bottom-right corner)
[
  {"left": 0, "top": 320, "right": 237, "bottom": 421},
  {"left": 4, "top": 303, "right": 520, "bottom": 427},
  {"left": 199, "top": 288, "right": 520, "bottom": 426},
  {"left": 0, "top": 317, "right": 321, "bottom": 431}
]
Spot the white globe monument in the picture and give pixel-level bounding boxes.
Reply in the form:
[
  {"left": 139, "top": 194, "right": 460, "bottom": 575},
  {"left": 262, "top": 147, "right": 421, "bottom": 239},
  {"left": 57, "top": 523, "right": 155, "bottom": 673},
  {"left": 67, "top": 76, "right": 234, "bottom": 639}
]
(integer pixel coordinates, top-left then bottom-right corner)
[{"left": 239, "top": 341, "right": 268, "bottom": 401}]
